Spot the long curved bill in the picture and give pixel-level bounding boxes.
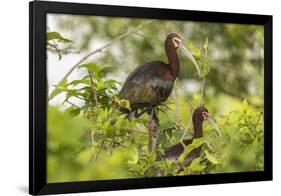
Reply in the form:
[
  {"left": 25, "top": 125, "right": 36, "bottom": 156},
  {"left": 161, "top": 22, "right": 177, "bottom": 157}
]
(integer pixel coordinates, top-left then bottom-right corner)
[
  {"left": 178, "top": 43, "right": 201, "bottom": 76},
  {"left": 206, "top": 116, "right": 222, "bottom": 137}
]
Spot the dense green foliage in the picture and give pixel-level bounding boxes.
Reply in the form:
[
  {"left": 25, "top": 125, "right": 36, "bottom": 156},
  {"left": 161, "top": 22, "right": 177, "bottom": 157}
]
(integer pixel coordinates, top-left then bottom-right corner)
[{"left": 46, "top": 15, "right": 264, "bottom": 182}]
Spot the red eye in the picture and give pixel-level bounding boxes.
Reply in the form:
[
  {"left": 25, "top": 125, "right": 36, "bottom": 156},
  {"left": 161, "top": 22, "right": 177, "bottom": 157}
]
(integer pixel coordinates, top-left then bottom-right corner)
[
  {"left": 202, "top": 111, "right": 209, "bottom": 119},
  {"left": 174, "top": 38, "right": 181, "bottom": 44}
]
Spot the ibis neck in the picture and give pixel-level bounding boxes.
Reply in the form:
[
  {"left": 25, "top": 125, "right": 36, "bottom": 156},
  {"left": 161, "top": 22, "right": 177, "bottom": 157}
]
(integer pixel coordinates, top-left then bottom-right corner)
[
  {"left": 165, "top": 44, "right": 180, "bottom": 78},
  {"left": 193, "top": 119, "right": 203, "bottom": 138}
]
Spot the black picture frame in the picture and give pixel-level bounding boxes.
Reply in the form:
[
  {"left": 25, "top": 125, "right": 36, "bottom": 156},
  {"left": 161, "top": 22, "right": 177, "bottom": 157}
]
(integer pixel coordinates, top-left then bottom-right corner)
[{"left": 29, "top": 1, "right": 273, "bottom": 195}]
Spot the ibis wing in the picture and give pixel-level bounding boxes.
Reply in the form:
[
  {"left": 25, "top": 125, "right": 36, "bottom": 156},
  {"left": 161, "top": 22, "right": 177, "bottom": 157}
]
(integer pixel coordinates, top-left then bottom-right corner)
[
  {"left": 120, "top": 78, "right": 159, "bottom": 106},
  {"left": 120, "top": 61, "right": 174, "bottom": 109}
]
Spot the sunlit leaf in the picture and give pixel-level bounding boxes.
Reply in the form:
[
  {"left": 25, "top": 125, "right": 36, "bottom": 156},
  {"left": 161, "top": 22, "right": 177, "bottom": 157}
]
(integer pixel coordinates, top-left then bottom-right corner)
[
  {"left": 79, "top": 63, "right": 101, "bottom": 74},
  {"left": 100, "top": 64, "right": 116, "bottom": 75},
  {"left": 242, "top": 99, "right": 249, "bottom": 113},
  {"left": 68, "top": 108, "right": 81, "bottom": 118},
  {"left": 67, "top": 76, "right": 90, "bottom": 87},
  {"left": 47, "top": 31, "right": 73, "bottom": 43},
  {"left": 179, "top": 138, "right": 205, "bottom": 162},
  {"left": 184, "top": 157, "right": 206, "bottom": 173},
  {"left": 205, "top": 150, "right": 220, "bottom": 165},
  {"left": 198, "top": 57, "right": 211, "bottom": 78},
  {"left": 128, "top": 146, "right": 139, "bottom": 164},
  {"left": 49, "top": 78, "right": 68, "bottom": 100}
]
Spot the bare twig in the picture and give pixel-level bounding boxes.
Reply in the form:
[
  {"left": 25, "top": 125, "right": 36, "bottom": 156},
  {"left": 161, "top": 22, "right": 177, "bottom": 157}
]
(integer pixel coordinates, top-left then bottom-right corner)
[
  {"left": 91, "top": 131, "right": 95, "bottom": 146},
  {"left": 180, "top": 117, "right": 192, "bottom": 142},
  {"left": 254, "top": 112, "right": 263, "bottom": 130},
  {"left": 133, "top": 31, "right": 147, "bottom": 38},
  {"left": 204, "top": 37, "right": 208, "bottom": 57},
  {"left": 199, "top": 37, "right": 208, "bottom": 105},
  {"left": 93, "top": 140, "right": 105, "bottom": 161},
  {"left": 184, "top": 96, "right": 195, "bottom": 111},
  {"left": 47, "top": 43, "right": 80, "bottom": 54},
  {"left": 49, "top": 21, "right": 152, "bottom": 98},
  {"left": 173, "top": 80, "right": 180, "bottom": 124},
  {"left": 65, "top": 100, "right": 81, "bottom": 109},
  {"left": 104, "top": 139, "right": 127, "bottom": 148},
  {"left": 200, "top": 77, "right": 206, "bottom": 105}
]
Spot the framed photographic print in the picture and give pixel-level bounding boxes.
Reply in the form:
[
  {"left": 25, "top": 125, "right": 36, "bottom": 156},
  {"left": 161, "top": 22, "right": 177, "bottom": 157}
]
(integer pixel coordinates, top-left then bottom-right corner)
[{"left": 29, "top": 1, "right": 273, "bottom": 195}]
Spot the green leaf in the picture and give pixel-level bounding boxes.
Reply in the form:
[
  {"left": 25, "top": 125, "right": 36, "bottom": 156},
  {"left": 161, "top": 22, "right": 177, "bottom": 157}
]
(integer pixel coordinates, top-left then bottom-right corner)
[
  {"left": 47, "top": 42, "right": 62, "bottom": 60},
  {"left": 184, "top": 157, "right": 206, "bottom": 173},
  {"left": 75, "top": 148, "right": 93, "bottom": 165},
  {"left": 47, "top": 32, "right": 73, "bottom": 43},
  {"left": 198, "top": 57, "right": 211, "bottom": 78},
  {"left": 79, "top": 63, "right": 101, "bottom": 74},
  {"left": 100, "top": 64, "right": 116, "bottom": 74},
  {"left": 149, "top": 151, "right": 157, "bottom": 162},
  {"left": 67, "top": 76, "right": 90, "bottom": 87},
  {"left": 47, "top": 107, "right": 90, "bottom": 146},
  {"left": 204, "top": 150, "right": 220, "bottom": 165},
  {"left": 128, "top": 146, "right": 139, "bottom": 164},
  {"left": 119, "top": 99, "right": 131, "bottom": 110},
  {"left": 179, "top": 138, "right": 205, "bottom": 162},
  {"left": 68, "top": 107, "right": 81, "bottom": 118},
  {"left": 195, "top": 37, "right": 211, "bottom": 78},
  {"left": 242, "top": 99, "right": 249, "bottom": 112},
  {"left": 49, "top": 79, "right": 68, "bottom": 101}
]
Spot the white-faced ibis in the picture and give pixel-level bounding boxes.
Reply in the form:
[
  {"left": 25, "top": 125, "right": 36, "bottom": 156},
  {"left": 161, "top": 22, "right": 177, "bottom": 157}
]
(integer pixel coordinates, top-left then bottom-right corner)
[
  {"left": 163, "top": 106, "right": 221, "bottom": 163},
  {"left": 119, "top": 33, "right": 201, "bottom": 152}
]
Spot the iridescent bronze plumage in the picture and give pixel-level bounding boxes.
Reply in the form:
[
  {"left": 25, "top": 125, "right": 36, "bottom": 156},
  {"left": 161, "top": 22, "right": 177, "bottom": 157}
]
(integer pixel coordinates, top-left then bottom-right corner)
[
  {"left": 163, "top": 106, "right": 209, "bottom": 161},
  {"left": 119, "top": 33, "right": 181, "bottom": 115}
]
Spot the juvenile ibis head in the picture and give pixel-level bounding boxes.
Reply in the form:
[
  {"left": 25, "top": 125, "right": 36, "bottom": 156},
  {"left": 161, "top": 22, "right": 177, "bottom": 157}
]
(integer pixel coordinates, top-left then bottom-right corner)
[
  {"left": 193, "top": 106, "right": 209, "bottom": 122},
  {"left": 162, "top": 106, "right": 221, "bottom": 161},
  {"left": 193, "top": 106, "right": 222, "bottom": 138}
]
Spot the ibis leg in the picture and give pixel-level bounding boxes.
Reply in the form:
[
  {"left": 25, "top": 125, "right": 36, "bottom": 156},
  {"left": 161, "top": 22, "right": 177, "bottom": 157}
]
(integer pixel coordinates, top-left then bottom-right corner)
[
  {"left": 152, "top": 109, "right": 160, "bottom": 151},
  {"left": 148, "top": 108, "right": 161, "bottom": 153},
  {"left": 148, "top": 109, "right": 154, "bottom": 153},
  {"left": 135, "top": 108, "right": 149, "bottom": 118},
  {"left": 126, "top": 110, "right": 136, "bottom": 120}
]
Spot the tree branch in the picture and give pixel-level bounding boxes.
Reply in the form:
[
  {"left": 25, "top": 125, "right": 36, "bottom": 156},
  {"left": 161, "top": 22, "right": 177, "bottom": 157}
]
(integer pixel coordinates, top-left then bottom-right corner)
[
  {"left": 47, "top": 44, "right": 80, "bottom": 55},
  {"left": 180, "top": 117, "right": 192, "bottom": 142},
  {"left": 172, "top": 80, "right": 180, "bottom": 124},
  {"left": 184, "top": 96, "right": 195, "bottom": 111},
  {"left": 254, "top": 112, "right": 263, "bottom": 130},
  {"left": 65, "top": 100, "right": 81, "bottom": 109}
]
